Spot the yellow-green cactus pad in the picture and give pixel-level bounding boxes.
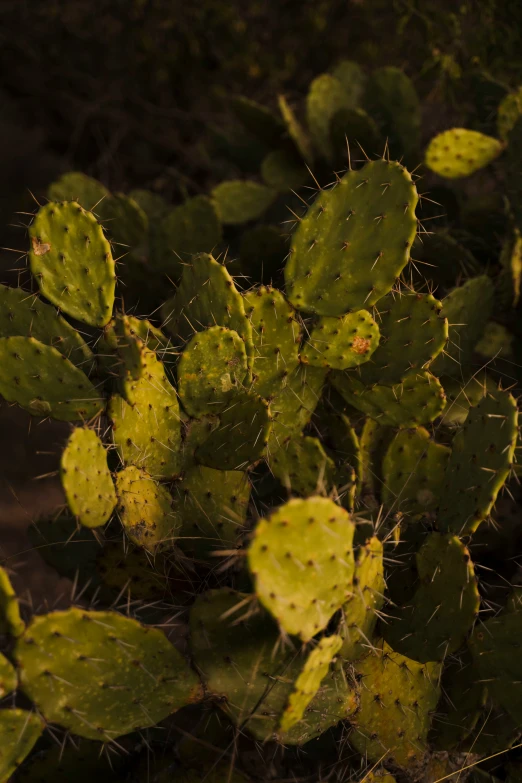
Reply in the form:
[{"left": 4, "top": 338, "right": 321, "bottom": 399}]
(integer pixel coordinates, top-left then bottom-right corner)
[
  {"left": 351, "top": 641, "right": 441, "bottom": 768},
  {"left": 341, "top": 536, "right": 385, "bottom": 661},
  {"left": 269, "top": 435, "right": 335, "bottom": 496},
  {"left": 60, "top": 427, "right": 116, "bottom": 528},
  {"left": 211, "top": 180, "right": 276, "bottom": 225},
  {"left": 268, "top": 363, "right": 326, "bottom": 450},
  {"left": 173, "top": 465, "right": 251, "bottom": 561},
  {"left": 382, "top": 427, "right": 451, "bottom": 514},
  {"left": 15, "top": 608, "right": 202, "bottom": 740},
  {"left": 0, "top": 336, "right": 104, "bottom": 421},
  {"left": 331, "top": 370, "right": 446, "bottom": 428},
  {"left": 243, "top": 286, "right": 301, "bottom": 400},
  {"left": 248, "top": 496, "right": 355, "bottom": 641},
  {"left": 301, "top": 310, "right": 380, "bottom": 371},
  {"left": 438, "top": 389, "right": 518, "bottom": 535},
  {"left": 384, "top": 533, "right": 479, "bottom": 662},
  {"left": 497, "top": 87, "right": 522, "bottom": 141},
  {"left": 109, "top": 350, "right": 182, "bottom": 479},
  {"left": 177, "top": 326, "right": 248, "bottom": 418},
  {"left": 0, "top": 654, "right": 17, "bottom": 698},
  {"left": 425, "top": 128, "right": 503, "bottom": 178},
  {"left": 0, "top": 709, "right": 44, "bottom": 783},
  {"left": 285, "top": 158, "right": 418, "bottom": 316},
  {"left": 0, "top": 284, "right": 93, "bottom": 368},
  {"left": 115, "top": 466, "right": 179, "bottom": 552},
  {"left": 29, "top": 201, "right": 115, "bottom": 327},
  {"left": 279, "top": 635, "right": 342, "bottom": 733},
  {"left": 196, "top": 390, "right": 271, "bottom": 471},
  {"left": 306, "top": 73, "right": 353, "bottom": 161}
]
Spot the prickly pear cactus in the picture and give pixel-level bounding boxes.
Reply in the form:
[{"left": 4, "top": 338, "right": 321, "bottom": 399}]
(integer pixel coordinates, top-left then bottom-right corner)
[{"left": 0, "top": 710, "right": 44, "bottom": 783}]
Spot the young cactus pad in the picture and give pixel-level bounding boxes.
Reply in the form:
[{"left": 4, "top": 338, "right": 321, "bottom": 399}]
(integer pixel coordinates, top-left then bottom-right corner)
[
  {"left": 248, "top": 496, "right": 355, "bottom": 641},
  {"left": 0, "top": 710, "right": 44, "bottom": 783},
  {"left": 60, "top": 427, "right": 117, "bottom": 528},
  {"left": 279, "top": 634, "right": 343, "bottom": 733},
  {"left": 300, "top": 309, "right": 380, "bottom": 370},
  {"left": 14, "top": 608, "right": 202, "bottom": 740},
  {"left": 285, "top": 158, "right": 418, "bottom": 316},
  {"left": 438, "top": 389, "right": 518, "bottom": 535},
  {"left": 115, "top": 466, "right": 179, "bottom": 552},
  {"left": 177, "top": 326, "right": 248, "bottom": 418},
  {"left": 425, "top": 128, "right": 504, "bottom": 178},
  {"left": 0, "top": 336, "right": 103, "bottom": 421},
  {"left": 28, "top": 201, "right": 115, "bottom": 327}
]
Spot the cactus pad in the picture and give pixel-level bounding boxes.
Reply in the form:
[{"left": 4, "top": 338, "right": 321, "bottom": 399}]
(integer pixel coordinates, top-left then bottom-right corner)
[
  {"left": 29, "top": 201, "right": 115, "bottom": 327},
  {"left": 14, "top": 608, "right": 202, "bottom": 740},
  {"left": 357, "top": 292, "right": 447, "bottom": 385},
  {"left": 0, "top": 654, "right": 17, "bottom": 698},
  {"left": 440, "top": 373, "right": 496, "bottom": 428},
  {"left": 48, "top": 171, "right": 109, "bottom": 209},
  {"left": 173, "top": 465, "right": 251, "bottom": 561},
  {"left": 438, "top": 389, "right": 518, "bottom": 535},
  {"left": 177, "top": 326, "right": 248, "bottom": 418},
  {"left": 0, "top": 284, "right": 93, "bottom": 368},
  {"left": 384, "top": 533, "right": 479, "bottom": 662},
  {"left": 115, "top": 466, "right": 179, "bottom": 552},
  {"left": 498, "top": 87, "right": 522, "bottom": 140},
  {"left": 248, "top": 496, "right": 355, "bottom": 640},
  {"left": 230, "top": 95, "right": 284, "bottom": 146},
  {"left": 306, "top": 73, "right": 352, "bottom": 161},
  {"left": 269, "top": 435, "right": 335, "bottom": 496},
  {"left": 331, "top": 370, "right": 446, "bottom": 428},
  {"left": 109, "top": 350, "right": 182, "bottom": 479},
  {"left": 425, "top": 128, "right": 503, "bottom": 178},
  {"left": 60, "top": 428, "right": 116, "bottom": 528},
  {"left": 243, "top": 286, "right": 300, "bottom": 399},
  {"left": 301, "top": 310, "right": 380, "bottom": 370},
  {"left": 382, "top": 428, "right": 451, "bottom": 514},
  {"left": 96, "top": 542, "right": 172, "bottom": 602},
  {"left": 351, "top": 642, "right": 441, "bottom": 768},
  {"left": 341, "top": 537, "right": 385, "bottom": 661},
  {"left": 157, "top": 196, "right": 222, "bottom": 276},
  {"left": 269, "top": 364, "right": 326, "bottom": 449},
  {"left": 211, "top": 181, "right": 276, "bottom": 225},
  {"left": 285, "top": 158, "right": 418, "bottom": 316},
  {"left": 432, "top": 650, "right": 485, "bottom": 750},
  {"left": 261, "top": 149, "right": 307, "bottom": 191},
  {"left": 0, "top": 710, "right": 44, "bottom": 783},
  {"left": 196, "top": 390, "right": 271, "bottom": 470},
  {"left": 0, "top": 567, "right": 24, "bottom": 637},
  {"left": 0, "top": 336, "right": 103, "bottom": 421},
  {"left": 279, "top": 635, "right": 342, "bottom": 733},
  {"left": 364, "top": 67, "right": 421, "bottom": 160}
]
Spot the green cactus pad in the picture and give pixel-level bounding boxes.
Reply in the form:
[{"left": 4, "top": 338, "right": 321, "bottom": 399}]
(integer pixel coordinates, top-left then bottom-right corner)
[
  {"left": 96, "top": 542, "right": 172, "bottom": 602},
  {"left": 285, "top": 158, "right": 418, "bottom": 316},
  {"left": 96, "top": 314, "right": 169, "bottom": 376},
  {"left": 243, "top": 286, "right": 300, "bottom": 399},
  {"left": 269, "top": 364, "right": 326, "bottom": 450},
  {"left": 431, "top": 276, "right": 494, "bottom": 376},
  {"left": 248, "top": 497, "right": 355, "bottom": 641},
  {"left": 301, "top": 310, "right": 380, "bottom": 370},
  {"left": 331, "top": 370, "right": 446, "bottom": 428},
  {"left": 279, "top": 635, "right": 342, "bottom": 733},
  {"left": 330, "top": 107, "right": 382, "bottom": 160},
  {"left": 129, "top": 189, "right": 169, "bottom": 221},
  {"left": 359, "top": 418, "right": 395, "bottom": 506},
  {"left": 48, "top": 171, "right": 110, "bottom": 210},
  {"left": 382, "top": 428, "right": 451, "bottom": 514},
  {"left": 113, "top": 313, "right": 147, "bottom": 385},
  {"left": 0, "top": 709, "right": 44, "bottom": 783},
  {"left": 316, "top": 405, "right": 362, "bottom": 487},
  {"left": 269, "top": 435, "right": 335, "bottom": 496},
  {"left": 115, "top": 466, "right": 179, "bottom": 552},
  {"left": 306, "top": 74, "right": 353, "bottom": 161},
  {"left": 351, "top": 641, "right": 441, "bottom": 768},
  {"left": 364, "top": 67, "right": 421, "bottom": 160},
  {"left": 475, "top": 321, "right": 513, "bottom": 359},
  {"left": 161, "top": 254, "right": 253, "bottom": 364},
  {"left": 211, "top": 181, "right": 276, "bottom": 225},
  {"left": 196, "top": 390, "right": 271, "bottom": 471},
  {"left": 261, "top": 149, "right": 307, "bottom": 191},
  {"left": 102, "top": 192, "right": 148, "bottom": 250},
  {"left": 497, "top": 87, "right": 522, "bottom": 141},
  {"left": 177, "top": 326, "right": 248, "bottom": 418},
  {"left": 15, "top": 607, "right": 202, "bottom": 740},
  {"left": 60, "top": 427, "right": 116, "bottom": 528},
  {"left": 357, "top": 292, "right": 447, "bottom": 386},
  {"left": 0, "top": 654, "right": 17, "bottom": 698},
  {"left": 0, "top": 336, "right": 103, "bottom": 421},
  {"left": 278, "top": 95, "right": 314, "bottom": 163},
  {"left": 173, "top": 465, "right": 251, "bottom": 561},
  {"left": 425, "top": 128, "right": 504, "bottom": 178},
  {"left": 341, "top": 536, "right": 385, "bottom": 661},
  {"left": 230, "top": 95, "right": 284, "bottom": 146},
  {"left": 331, "top": 60, "right": 366, "bottom": 105},
  {"left": 0, "top": 284, "right": 93, "bottom": 368},
  {"left": 469, "top": 610, "right": 522, "bottom": 725},
  {"left": 109, "top": 350, "right": 182, "bottom": 479},
  {"left": 432, "top": 650, "right": 485, "bottom": 750},
  {"left": 438, "top": 389, "right": 518, "bottom": 535},
  {"left": 384, "top": 533, "right": 479, "bottom": 662},
  {"left": 498, "top": 230, "right": 522, "bottom": 308},
  {"left": 156, "top": 196, "right": 222, "bottom": 277},
  {"left": 440, "top": 372, "right": 497, "bottom": 428},
  {"left": 29, "top": 201, "right": 115, "bottom": 327},
  {"left": 180, "top": 415, "right": 219, "bottom": 472}
]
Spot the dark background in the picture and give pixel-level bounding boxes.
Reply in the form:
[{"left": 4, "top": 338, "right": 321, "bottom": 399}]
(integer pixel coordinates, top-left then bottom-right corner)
[{"left": 1, "top": 0, "right": 522, "bottom": 602}]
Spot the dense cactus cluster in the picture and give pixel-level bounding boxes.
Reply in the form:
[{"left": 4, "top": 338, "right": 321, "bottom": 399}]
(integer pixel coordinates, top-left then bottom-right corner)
[{"left": 2, "top": 60, "right": 522, "bottom": 783}]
